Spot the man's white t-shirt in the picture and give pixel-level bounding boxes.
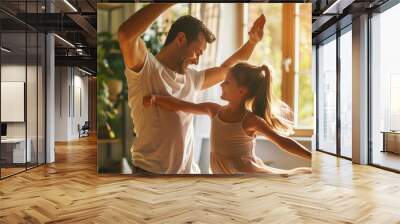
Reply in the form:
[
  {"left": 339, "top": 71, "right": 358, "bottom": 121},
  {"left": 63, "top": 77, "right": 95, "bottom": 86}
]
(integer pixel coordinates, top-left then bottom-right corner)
[{"left": 125, "top": 52, "right": 204, "bottom": 174}]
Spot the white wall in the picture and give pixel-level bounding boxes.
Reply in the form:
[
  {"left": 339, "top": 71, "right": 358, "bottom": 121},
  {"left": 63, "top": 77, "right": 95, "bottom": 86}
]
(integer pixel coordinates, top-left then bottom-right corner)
[
  {"left": 55, "top": 67, "right": 68, "bottom": 141},
  {"left": 74, "top": 73, "right": 89, "bottom": 136},
  {"left": 254, "top": 138, "right": 311, "bottom": 169},
  {"left": 54, "top": 67, "right": 89, "bottom": 141},
  {"left": 198, "top": 137, "right": 311, "bottom": 173}
]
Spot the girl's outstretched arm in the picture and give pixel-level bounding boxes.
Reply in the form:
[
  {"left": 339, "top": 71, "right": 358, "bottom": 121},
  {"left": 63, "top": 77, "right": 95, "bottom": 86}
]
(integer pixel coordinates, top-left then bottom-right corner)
[
  {"left": 143, "top": 94, "right": 220, "bottom": 116},
  {"left": 246, "top": 115, "right": 311, "bottom": 160}
]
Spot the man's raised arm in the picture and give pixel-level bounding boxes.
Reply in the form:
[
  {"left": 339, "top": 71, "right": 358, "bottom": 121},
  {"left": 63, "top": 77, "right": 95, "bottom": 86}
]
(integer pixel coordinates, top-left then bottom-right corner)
[{"left": 118, "top": 4, "right": 174, "bottom": 72}]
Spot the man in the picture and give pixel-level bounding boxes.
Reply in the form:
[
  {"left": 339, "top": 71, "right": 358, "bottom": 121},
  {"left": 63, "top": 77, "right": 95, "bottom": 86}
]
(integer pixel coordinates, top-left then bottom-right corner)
[{"left": 118, "top": 3, "right": 265, "bottom": 174}]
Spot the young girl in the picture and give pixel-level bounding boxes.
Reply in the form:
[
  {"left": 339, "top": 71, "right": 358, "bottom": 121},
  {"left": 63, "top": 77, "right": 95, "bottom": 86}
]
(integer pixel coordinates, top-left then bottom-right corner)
[{"left": 143, "top": 62, "right": 312, "bottom": 175}]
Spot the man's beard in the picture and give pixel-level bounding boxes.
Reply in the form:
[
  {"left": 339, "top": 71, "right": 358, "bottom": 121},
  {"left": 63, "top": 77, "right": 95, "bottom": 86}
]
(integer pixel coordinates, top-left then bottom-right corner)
[{"left": 179, "top": 58, "right": 191, "bottom": 74}]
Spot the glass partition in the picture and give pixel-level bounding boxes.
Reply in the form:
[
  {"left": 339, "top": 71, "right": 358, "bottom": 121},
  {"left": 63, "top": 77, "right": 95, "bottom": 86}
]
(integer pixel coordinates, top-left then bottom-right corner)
[
  {"left": 1, "top": 25, "right": 28, "bottom": 178},
  {"left": 0, "top": 0, "right": 46, "bottom": 179},
  {"left": 27, "top": 30, "right": 38, "bottom": 169},
  {"left": 317, "top": 36, "right": 337, "bottom": 155},
  {"left": 370, "top": 3, "right": 400, "bottom": 171},
  {"left": 339, "top": 27, "right": 352, "bottom": 158}
]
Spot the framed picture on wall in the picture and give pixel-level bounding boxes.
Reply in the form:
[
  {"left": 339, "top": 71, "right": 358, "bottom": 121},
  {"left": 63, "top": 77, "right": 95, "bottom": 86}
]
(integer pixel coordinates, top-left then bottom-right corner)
[
  {"left": 1, "top": 81, "right": 25, "bottom": 123},
  {"left": 97, "top": 3, "right": 313, "bottom": 176}
]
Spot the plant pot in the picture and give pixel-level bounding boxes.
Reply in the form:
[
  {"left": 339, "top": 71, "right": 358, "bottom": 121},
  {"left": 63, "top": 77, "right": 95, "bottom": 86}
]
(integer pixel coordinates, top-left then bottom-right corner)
[{"left": 98, "top": 126, "right": 110, "bottom": 139}]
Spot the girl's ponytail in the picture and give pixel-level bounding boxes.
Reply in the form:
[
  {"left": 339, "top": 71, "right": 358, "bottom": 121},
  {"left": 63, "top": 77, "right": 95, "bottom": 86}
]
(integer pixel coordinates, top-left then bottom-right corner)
[
  {"left": 258, "top": 65, "right": 293, "bottom": 135},
  {"left": 230, "top": 63, "right": 293, "bottom": 135}
]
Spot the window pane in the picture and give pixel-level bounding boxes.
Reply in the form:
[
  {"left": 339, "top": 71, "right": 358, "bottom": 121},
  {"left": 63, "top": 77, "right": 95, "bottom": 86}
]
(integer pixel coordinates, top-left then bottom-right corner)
[
  {"left": 371, "top": 3, "right": 400, "bottom": 171},
  {"left": 298, "top": 75, "right": 314, "bottom": 127},
  {"left": 340, "top": 28, "right": 352, "bottom": 158},
  {"left": 247, "top": 3, "right": 283, "bottom": 99},
  {"left": 318, "top": 37, "right": 337, "bottom": 154},
  {"left": 296, "top": 4, "right": 313, "bottom": 128}
]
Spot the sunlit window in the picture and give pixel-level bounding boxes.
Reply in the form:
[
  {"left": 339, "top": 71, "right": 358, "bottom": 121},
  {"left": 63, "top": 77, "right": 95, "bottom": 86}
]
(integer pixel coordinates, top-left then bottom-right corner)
[
  {"left": 295, "top": 4, "right": 313, "bottom": 128},
  {"left": 339, "top": 28, "right": 352, "bottom": 158},
  {"left": 371, "top": 3, "right": 400, "bottom": 171},
  {"left": 317, "top": 36, "right": 337, "bottom": 154},
  {"left": 245, "top": 3, "right": 313, "bottom": 131},
  {"left": 246, "top": 3, "right": 283, "bottom": 100}
]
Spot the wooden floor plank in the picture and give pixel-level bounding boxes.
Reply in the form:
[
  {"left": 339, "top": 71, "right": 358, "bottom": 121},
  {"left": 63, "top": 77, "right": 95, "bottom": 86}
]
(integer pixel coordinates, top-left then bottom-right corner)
[{"left": 0, "top": 135, "right": 399, "bottom": 223}]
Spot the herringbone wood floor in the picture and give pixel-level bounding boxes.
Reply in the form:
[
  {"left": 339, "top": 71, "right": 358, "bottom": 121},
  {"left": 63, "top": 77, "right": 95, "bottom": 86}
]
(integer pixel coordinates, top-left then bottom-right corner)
[{"left": 1, "top": 135, "right": 400, "bottom": 223}]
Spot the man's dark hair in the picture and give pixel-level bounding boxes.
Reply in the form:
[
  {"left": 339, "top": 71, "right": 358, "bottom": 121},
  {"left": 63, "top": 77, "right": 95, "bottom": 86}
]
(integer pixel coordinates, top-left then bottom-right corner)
[{"left": 164, "top": 15, "right": 216, "bottom": 46}]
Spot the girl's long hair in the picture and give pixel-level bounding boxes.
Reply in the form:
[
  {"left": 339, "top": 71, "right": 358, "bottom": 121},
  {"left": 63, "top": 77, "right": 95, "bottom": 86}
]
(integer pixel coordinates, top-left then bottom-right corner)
[{"left": 229, "top": 62, "right": 293, "bottom": 135}]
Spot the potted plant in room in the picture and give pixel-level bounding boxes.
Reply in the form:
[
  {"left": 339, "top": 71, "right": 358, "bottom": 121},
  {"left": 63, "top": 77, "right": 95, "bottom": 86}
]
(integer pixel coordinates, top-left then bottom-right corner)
[
  {"left": 142, "top": 22, "right": 164, "bottom": 55},
  {"left": 97, "top": 32, "right": 125, "bottom": 139}
]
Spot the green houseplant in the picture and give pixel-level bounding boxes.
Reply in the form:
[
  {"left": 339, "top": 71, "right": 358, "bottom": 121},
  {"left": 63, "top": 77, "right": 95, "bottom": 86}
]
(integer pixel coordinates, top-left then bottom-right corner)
[
  {"left": 97, "top": 23, "right": 164, "bottom": 139},
  {"left": 97, "top": 32, "right": 125, "bottom": 139}
]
